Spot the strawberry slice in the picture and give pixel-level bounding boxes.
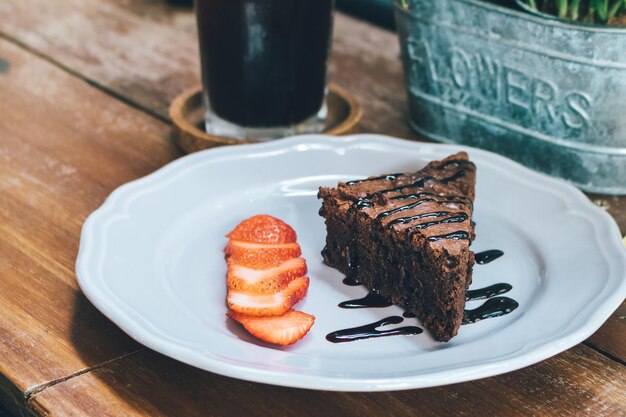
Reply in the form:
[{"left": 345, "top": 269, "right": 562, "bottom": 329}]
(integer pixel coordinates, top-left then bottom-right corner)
[
  {"left": 224, "top": 215, "right": 313, "bottom": 346},
  {"left": 227, "top": 309, "right": 315, "bottom": 346},
  {"left": 227, "top": 276, "right": 309, "bottom": 316},
  {"left": 227, "top": 257, "right": 307, "bottom": 293},
  {"left": 224, "top": 240, "right": 302, "bottom": 269},
  {"left": 226, "top": 214, "right": 297, "bottom": 244}
]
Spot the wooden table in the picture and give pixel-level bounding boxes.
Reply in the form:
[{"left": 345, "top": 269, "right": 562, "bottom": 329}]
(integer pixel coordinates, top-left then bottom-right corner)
[{"left": 0, "top": 2, "right": 625, "bottom": 416}]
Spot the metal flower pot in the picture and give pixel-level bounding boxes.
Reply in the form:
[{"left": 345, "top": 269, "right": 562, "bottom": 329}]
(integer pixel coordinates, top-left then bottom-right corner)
[{"left": 393, "top": 0, "right": 626, "bottom": 194}]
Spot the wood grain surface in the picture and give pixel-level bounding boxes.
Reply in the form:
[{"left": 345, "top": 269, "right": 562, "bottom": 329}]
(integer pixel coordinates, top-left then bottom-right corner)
[
  {"left": 24, "top": 345, "right": 626, "bottom": 417},
  {"left": 0, "top": 36, "right": 177, "bottom": 416},
  {"left": 0, "top": 0, "right": 414, "bottom": 137},
  {"left": 0, "top": 0, "right": 624, "bottom": 416}
]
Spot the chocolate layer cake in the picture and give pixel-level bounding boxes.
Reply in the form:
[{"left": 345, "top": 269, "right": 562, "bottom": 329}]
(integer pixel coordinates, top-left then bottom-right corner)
[{"left": 318, "top": 152, "right": 476, "bottom": 341}]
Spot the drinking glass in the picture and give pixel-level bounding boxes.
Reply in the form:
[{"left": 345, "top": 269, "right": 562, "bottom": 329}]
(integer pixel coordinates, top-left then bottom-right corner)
[{"left": 195, "top": 0, "right": 335, "bottom": 140}]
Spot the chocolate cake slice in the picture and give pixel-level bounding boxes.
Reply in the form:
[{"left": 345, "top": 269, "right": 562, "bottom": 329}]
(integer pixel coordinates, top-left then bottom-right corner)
[{"left": 318, "top": 152, "right": 476, "bottom": 341}]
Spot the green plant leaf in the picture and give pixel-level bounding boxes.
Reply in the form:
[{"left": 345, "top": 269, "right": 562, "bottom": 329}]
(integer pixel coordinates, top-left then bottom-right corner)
[
  {"left": 570, "top": 0, "right": 581, "bottom": 20},
  {"left": 557, "top": 0, "right": 568, "bottom": 17},
  {"left": 608, "top": 0, "right": 623, "bottom": 19},
  {"left": 522, "top": 0, "right": 623, "bottom": 22},
  {"left": 593, "top": 0, "right": 609, "bottom": 21}
]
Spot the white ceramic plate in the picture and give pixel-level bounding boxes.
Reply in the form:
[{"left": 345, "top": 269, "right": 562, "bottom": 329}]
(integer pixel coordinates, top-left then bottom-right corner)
[{"left": 76, "top": 134, "right": 626, "bottom": 391}]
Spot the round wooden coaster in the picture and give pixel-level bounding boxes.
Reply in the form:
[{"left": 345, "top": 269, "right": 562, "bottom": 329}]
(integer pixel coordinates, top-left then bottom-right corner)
[{"left": 168, "top": 83, "right": 363, "bottom": 153}]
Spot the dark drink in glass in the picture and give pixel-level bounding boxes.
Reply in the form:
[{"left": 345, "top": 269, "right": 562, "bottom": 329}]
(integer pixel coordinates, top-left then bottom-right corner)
[{"left": 195, "top": 0, "right": 334, "bottom": 140}]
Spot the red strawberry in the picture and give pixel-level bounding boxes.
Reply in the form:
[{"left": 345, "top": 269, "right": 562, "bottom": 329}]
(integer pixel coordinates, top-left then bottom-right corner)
[
  {"left": 224, "top": 240, "right": 302, "bottom": 269},
  {"left": 226, "top": 214, "right": 297, "bottom": 244},
  {"left": 227, "top": 309, "right": 315, "bottom": 346},
  {"left": 227, "top": 276, "right": 309, "bottom": 316},
  {"left": 227, "top": 257, "right": 307, "bottom": 293}
]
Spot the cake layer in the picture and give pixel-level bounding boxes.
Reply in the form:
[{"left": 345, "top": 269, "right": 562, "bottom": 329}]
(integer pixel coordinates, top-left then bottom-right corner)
[{"left": 318, "top": 152, "right": 476, "bottom": 341}]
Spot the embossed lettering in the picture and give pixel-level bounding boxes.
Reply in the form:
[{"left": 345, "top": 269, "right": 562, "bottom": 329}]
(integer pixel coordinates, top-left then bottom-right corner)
[
  {"left": 563, "top": 92, "right": 591, "bottom": 129},
  {"left": 474, "top": 54, "right": 501, "bottom": 100},
  {"left": 406, "top": 37, "right": 444, "bottom": 95},
  {"left": 406, "top": 37, "right": 423, "bottom": 61},
  {"left": 403, "top": 39, "right": 593, "bottom": 133},
  {"left": 505, "top": 67, "right": 531, "bottom": 112},
  {"left": 450, "top": 47, "right": 472, "bottom": 88},
  {"left": 532, "top": 79, "right": 559, "bottom": 123}
]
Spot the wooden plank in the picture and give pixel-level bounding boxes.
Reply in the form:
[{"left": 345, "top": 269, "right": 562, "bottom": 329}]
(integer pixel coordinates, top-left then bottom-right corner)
[
  {"left": 29, "top": 345, "right": 626, "bottom": 417},
  {"left": 0, "top": 0, "right": 199, "bottom": 121},
  {"left": 587, "top": 194, "right": 626, "bottom": 236},
  {"left": 0, "top": 37, "right": 180, "bottom": 414},
  {"left": 583, "top": 194, "right": 626, "bottom": 363},
  {"left": 586, "top": 300, "right": 626, "bottom": 364},
  {"left": 329, "top": 13, "right": 416, "bottom": 139},
  {"left": 0, "top": 0, "right": 414, "bottom": 138}
]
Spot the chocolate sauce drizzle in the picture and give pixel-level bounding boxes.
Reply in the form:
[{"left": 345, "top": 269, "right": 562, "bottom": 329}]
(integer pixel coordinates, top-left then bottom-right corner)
[
  {"left": 389, "top": 213, "right": 468, "bottom": 230},
  {"left": 346, "top": 173, "right": 402, "bottom": 186},
  {"left": 462, "top": 297, "right": 519, "bottom": 324},
  {"left": 369, "top": 171, "right": 468, "bottom": 198},
  {"left": 326, "top": 316, "right": 423, "bottom": 343},
  {"left": 342, "top": 274, "right": 361, "bottom": 286},
  {"left": 338, "top": 291, "right": 393, "bottom": 309},
  {"left": 377, "top": 203, "right": 444, "bottom": 221},
  {"left": 466, "top": 283, "right": 512, "bottom": 301},
  {"left": 345, "top": 161, "right": 475, "bottom": 242},
  {"left": 427, "top": 231, "right": 470, "bottom": 242},
  {"left": 349, "top": 160, "right": 474, "bottom": 201},
  {"left": 356, "top": 197, "right": 373, "bottom": 209},
  {"left": 475, "top": 249, "right": 504, "bottom": 265},
  {"left": 326, "top": 245, "right": 518, "bottom": 343},
  {"left": 392, "top": 192, "right": 471, "bottom": 205}
]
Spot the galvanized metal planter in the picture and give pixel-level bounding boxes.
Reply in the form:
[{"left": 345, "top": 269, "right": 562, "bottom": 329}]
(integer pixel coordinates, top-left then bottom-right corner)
[{"left": 393, "top": 0, "right": 626, "bottom": 194}]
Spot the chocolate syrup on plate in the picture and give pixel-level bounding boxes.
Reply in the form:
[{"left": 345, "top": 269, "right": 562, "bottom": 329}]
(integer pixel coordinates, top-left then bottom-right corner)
[
  {"left": 475, "top": 250, "right": 504, "bottom": 265},
  {"left": 402, "top": 310, "right": 416, "bottom": 318},
  {"left": 466, "top": 283, "right": 512, "bottom": 301},
  {"left": 462, "top": 297, "right": 519, "bottom": 324},
  {"left": 338, "top": 291, "right": 393, "bottom": 309},
  {"left": 342, "top": 274, "right": 361, "bottom": 286},
  {"left": 326, "top": 316, "right": 423, "bottom": 343},
  {"left": 327, "top": 246, "right": 517, "bottom": 343}
]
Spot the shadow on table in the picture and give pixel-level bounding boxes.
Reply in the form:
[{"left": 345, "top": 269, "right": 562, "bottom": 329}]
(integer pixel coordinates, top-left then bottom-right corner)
[
  {"left": 69, "top": 291, "right": 144, "bottom": 362},
  {"left": 0, "top": 403, "right": 16, "bottom": 417}
]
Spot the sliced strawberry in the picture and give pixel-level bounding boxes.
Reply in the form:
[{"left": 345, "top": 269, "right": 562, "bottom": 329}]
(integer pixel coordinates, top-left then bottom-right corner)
[
  {"left": 224, "top": 240, "right": 302, "bottom": 268},
  {"left": 227, "top": 309, "right": 315, "bottom": 346},
  {"left": 226, "top": 214, "right": 297, "bottom": 244},
  {"left": 227, "top": 257, "right": 307, "bottom": 293},
  {"left": 227, "top": 276, "right": 309, "bottom": 316}
]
